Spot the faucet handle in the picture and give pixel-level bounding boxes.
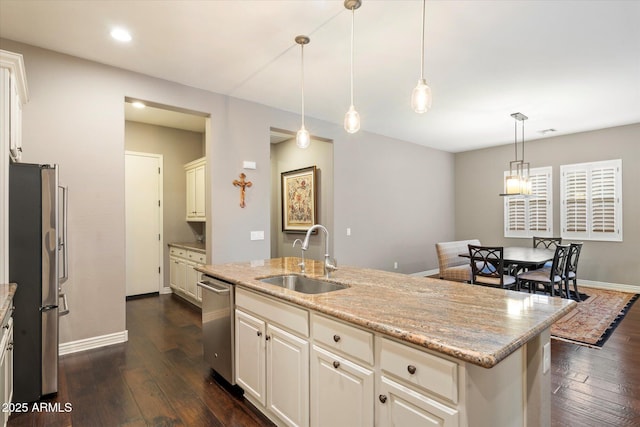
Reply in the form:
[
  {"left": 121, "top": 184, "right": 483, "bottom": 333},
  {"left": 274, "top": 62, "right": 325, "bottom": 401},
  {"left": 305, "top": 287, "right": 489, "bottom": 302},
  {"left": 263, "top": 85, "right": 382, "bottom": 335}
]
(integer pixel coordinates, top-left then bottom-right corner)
[{"left": 292, "top": 239, "right": 303, "bottom": 248}]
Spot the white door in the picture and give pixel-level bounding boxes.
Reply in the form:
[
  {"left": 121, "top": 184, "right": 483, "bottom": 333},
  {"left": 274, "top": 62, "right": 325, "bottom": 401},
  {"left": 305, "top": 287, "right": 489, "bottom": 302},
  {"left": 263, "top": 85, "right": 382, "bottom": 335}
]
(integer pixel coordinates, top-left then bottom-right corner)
[{"left": 125, "top": 151, "right": 163, "bottom": 296}]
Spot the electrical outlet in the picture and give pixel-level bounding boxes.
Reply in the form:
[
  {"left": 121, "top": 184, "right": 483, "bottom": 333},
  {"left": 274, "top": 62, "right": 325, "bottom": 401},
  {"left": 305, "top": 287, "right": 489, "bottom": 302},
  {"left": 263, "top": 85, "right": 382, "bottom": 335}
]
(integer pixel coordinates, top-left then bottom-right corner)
[
  {"left": 393, "top": 261, "right": 398, "bottom": 270},
  {"left": 543, "top": 342, "right": 551, "bottom": 374},
  {"left": 346, "top": 228, "right": 351, "bottom": 236}
]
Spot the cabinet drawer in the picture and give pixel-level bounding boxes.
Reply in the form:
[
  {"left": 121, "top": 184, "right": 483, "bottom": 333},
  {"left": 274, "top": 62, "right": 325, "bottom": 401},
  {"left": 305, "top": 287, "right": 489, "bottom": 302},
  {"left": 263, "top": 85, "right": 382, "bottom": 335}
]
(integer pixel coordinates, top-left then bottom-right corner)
[
  {"left": 169, "top": 247, "right": 186, "bottom": 257},
  {"left": 186, "top": 250, "right": 206, "bottom": 264},
  {"left": 236, "top": 288, "right": 309, "bottom": 337},
  {"left": 379, "top": 337, "right": 458, "bottom": 404},
  {"left": 312, "top": 314, "right": 373, "bottom": 366}
]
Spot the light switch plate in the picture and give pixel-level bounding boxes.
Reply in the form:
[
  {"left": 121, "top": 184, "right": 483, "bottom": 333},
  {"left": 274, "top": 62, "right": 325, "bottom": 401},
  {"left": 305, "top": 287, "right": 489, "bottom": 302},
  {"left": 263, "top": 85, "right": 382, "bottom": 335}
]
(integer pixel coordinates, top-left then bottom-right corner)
[
  {"left": 243, "top": 161, "right": 257, "bottom": 169},
  {"left": 250, "top": 230, "right": 264, "bottom": 241}
]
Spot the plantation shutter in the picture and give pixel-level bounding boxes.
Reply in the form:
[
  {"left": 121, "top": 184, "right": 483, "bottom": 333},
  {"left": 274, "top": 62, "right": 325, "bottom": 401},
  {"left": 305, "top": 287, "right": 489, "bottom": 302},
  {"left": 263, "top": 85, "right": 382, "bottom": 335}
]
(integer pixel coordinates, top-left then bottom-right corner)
[
  {"left": 504, "top": 166, "right": 552, "bottom": 238},
  {"left": 561, "top": 159, "right": 622, "bottom": 241},
  {"left": 528, "top": 172, "right": 550, "bottom": 233}
]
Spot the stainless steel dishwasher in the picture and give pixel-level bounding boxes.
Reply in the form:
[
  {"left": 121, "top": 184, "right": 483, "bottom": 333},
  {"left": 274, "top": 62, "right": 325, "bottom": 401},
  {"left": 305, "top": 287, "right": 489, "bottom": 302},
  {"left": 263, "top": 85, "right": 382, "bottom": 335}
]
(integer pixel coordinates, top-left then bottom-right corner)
[{"left": 197, "top": 276, "right": 235, "bottom": 385}]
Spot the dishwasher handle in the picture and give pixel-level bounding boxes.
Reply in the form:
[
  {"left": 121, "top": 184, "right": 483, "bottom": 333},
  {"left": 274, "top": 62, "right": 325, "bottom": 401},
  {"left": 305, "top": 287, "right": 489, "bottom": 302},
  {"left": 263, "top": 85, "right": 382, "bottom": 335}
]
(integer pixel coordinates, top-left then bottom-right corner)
[{"left": 197, "top": 280, "right": 230, "bottom": 295}]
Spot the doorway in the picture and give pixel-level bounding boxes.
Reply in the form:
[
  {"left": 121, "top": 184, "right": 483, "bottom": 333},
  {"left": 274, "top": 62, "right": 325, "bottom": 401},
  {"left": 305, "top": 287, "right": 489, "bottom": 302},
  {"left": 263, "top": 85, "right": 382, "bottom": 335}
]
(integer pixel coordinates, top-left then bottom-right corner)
[
  {"left": 125, "top": 151, "right": 163, "bottom": 296},
  {"left": 270, "top": 128, "right": 334, "bottom": 261}
]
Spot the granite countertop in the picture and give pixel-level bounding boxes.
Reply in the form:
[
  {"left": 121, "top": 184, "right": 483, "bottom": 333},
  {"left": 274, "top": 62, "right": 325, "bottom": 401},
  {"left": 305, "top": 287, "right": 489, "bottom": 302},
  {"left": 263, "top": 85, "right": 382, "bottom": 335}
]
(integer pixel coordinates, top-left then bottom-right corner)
[
  {"left": 0, "top": 283, "right": 17, "bottom": 321},
  {"left": 197, "top": 258, "right": 576, "bottom": 368},
  {"left": 169, "top": 242, "right": 205, "bottom": 253}
]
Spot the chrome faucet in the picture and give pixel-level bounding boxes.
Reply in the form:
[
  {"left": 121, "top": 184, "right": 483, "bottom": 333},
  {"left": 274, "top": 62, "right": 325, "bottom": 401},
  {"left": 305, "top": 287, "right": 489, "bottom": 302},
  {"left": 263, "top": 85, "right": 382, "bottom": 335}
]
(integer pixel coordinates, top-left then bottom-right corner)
[
  {"left": 302, "top": 224, "right": 337, "bottom": 278},
  {"left": 292, "top": 238, "right": 305, "bottom": 273}
]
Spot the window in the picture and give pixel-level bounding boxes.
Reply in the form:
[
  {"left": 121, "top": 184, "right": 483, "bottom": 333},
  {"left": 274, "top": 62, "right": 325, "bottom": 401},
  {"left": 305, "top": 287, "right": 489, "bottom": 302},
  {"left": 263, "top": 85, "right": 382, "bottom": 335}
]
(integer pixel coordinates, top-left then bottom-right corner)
[
  {"left": 504, "top": 166, "right": 552, "bottom": 238},
  {"left": 561, "top": 159, "right": 622, "bottom": 241}
]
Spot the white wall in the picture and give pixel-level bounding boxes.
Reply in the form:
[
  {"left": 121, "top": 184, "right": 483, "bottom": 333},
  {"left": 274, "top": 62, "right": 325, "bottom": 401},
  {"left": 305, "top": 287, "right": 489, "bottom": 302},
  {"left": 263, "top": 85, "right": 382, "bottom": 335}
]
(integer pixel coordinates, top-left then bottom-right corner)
[{"left": 2, "top": 39, "right": 456, "bottom": 346}]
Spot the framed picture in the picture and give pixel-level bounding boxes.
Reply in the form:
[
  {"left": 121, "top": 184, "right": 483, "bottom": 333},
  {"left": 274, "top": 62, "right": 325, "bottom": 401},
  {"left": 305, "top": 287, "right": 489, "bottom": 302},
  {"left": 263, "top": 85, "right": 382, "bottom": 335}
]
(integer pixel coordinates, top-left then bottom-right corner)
[{"left": 281, "top": 166, "right": 317, "bottom": 233}]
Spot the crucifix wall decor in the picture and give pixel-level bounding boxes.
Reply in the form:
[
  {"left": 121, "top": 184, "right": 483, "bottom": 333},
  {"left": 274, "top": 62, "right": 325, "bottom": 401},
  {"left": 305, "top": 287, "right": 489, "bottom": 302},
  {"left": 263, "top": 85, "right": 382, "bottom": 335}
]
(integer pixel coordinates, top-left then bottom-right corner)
[{"left": 233, "top": 173, "right": 252, "bottom": 208}]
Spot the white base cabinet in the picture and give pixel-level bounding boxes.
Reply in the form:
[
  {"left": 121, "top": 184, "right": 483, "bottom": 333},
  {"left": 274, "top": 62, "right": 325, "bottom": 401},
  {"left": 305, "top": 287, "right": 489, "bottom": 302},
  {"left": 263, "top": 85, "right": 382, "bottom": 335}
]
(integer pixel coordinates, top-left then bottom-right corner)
[
  {"left": 232, "top": 286, "right": 547, "bottom": 427},
  {"left": 0, "top": 305, "right": 14, "bottom": 427},
  {"left": 235, "top": 288, "right": 309, "bottom": 427},
  {"left": 168, "top": 245, "right": 205, "bottom": 306}
]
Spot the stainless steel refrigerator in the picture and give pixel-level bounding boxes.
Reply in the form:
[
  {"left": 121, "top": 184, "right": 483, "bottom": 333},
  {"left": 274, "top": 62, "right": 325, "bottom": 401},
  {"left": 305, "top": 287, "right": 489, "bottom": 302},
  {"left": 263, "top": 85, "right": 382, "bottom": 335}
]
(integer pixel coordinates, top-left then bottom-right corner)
[{"left": 9, "top": 162, "right": 69, "bottom": 403}]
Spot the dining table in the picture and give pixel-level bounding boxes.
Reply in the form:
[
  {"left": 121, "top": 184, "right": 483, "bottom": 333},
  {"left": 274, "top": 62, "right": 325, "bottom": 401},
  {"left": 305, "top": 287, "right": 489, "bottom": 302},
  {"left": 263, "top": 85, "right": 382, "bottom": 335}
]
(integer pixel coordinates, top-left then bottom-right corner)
[{"left": 459, "top": 246, "right": 555, "bottom": 273}]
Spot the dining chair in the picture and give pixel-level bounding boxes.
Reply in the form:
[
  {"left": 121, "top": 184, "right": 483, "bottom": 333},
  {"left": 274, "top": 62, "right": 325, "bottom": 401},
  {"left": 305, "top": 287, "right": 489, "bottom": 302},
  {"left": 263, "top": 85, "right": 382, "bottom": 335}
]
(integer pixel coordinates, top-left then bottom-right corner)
[
  {"left": 533, "top": 236, "right": 563, "bottom": 268},
  {"left": 467, "top": 245, "right": 517, "bottom": 290},
  {"left": 564, "top": 242, "right": 583, "bottom": 301},
  {"left": 532, "top": 236, "right": 563, "bottom": 249},
  {"left": 517, "top": 244, "right": 570, "bottom": 297}
]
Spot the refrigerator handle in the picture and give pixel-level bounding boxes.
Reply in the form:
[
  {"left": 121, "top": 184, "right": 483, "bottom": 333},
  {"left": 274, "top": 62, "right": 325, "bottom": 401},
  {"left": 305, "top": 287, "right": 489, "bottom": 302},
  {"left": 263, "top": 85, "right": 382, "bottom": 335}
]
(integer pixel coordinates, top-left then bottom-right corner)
[
  {"left": 59, "top": 292, "right": 70, "bottom": 316},
  {"left": 59, "top": 185, "right": 69, "bottom": 284}
]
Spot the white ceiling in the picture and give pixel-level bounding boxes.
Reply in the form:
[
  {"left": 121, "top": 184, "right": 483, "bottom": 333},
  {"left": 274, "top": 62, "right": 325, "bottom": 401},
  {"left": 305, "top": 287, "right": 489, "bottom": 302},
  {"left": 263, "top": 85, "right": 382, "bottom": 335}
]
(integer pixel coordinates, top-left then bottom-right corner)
[{"left": 1, "top": 0, "right": 638, "bottom": 153}]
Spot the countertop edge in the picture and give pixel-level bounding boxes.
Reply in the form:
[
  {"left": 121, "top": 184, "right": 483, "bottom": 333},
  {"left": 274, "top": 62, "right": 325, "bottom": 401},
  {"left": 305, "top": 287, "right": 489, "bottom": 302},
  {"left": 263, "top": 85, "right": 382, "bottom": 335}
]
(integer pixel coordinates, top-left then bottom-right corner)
[{"left": 169, "top": 242, "right": 206, "bottom": 253}]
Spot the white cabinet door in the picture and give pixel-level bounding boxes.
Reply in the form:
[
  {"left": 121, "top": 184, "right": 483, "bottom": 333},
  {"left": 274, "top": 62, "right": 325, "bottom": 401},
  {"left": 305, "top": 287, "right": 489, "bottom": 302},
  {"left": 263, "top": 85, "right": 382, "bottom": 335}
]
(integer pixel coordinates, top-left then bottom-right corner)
[
  {"left": 310, "top": 345, "right": 374, "bottom": 427},
  {"left": 267, "top": 324, "right": 309, "bottom": 427},
  {"left": 194, "top": 164, "right": 205, "bottom": 218},
  {"left": 235, "top": 309, "right": 266, "bottom": 406},
  {"left": 169, "top": 256, "right": 186, "bottom": 291},
  {"left": 377, "top": 376, "right": 459, "bottom": 427},
  {"left": 185, "top": 158, "right": 205, "bottom": 222}
]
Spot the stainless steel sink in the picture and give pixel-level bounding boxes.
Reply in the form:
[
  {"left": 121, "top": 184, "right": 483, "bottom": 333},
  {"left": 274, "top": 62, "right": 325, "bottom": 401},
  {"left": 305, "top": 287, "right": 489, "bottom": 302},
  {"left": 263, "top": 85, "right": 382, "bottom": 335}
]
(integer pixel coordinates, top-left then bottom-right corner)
[{"left": 259, "top": 274, "right": 347, "bottom": 294}]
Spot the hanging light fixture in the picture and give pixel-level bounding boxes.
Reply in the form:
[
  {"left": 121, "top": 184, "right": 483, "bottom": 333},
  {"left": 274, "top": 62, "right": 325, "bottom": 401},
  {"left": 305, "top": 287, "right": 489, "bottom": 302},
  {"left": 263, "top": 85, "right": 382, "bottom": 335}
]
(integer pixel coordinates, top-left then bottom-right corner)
[
  {"left": 295, "top": 35, "right": 311, "bottom": 149},
  {"left": 344, "top": 0, "right": 362, "bottom": 134},
  {"left": 500, "top": 112, "right": 531, "bottom": 197},
  {"left": 411, "top": 0, "right": 432, "bottom": 113}
]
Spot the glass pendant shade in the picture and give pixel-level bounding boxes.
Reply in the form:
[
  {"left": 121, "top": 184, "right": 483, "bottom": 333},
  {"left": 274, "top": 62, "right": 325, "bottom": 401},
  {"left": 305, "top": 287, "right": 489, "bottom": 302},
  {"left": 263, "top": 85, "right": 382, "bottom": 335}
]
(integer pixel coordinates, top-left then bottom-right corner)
[
  {"left": 500, "top": 112, "right": 531, "bottom": 197},
  {"left": 411, "top": 78, "right": 432, "bottom": 114},
  {"left": 344, "top": 105, "right": 360, "bottom": 134},
  {"left": 296, "top": 126, "right": 310, "bottom": 149}
]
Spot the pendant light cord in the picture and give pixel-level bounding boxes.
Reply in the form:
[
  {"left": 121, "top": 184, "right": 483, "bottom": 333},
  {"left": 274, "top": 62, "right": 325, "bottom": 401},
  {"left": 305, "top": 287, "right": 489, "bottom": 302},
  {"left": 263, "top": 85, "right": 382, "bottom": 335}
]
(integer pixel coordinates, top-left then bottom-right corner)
[
  {"left": 420, "top": 0, "right": 425, "bottom": 79},
  {"left": 300, "top": 43, "right": 305, "bottom": 127},
  {"left": 350, "top": 5, "right": 355, "bottom": 106}
]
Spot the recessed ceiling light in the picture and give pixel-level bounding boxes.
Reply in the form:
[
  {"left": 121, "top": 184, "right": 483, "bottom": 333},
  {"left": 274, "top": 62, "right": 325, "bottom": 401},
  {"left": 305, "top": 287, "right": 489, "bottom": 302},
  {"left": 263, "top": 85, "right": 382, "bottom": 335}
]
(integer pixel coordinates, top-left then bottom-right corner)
[
  {"left": 110, "top": 28, "right": 132, "bottom": 42},
  {"left": 131, "top": 101, "right": 146, "bottom": 109}
]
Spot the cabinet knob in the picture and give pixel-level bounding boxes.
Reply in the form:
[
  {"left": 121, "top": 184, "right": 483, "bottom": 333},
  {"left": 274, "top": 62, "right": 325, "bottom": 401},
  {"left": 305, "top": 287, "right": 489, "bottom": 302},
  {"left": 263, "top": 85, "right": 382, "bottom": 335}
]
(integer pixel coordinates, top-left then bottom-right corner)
[
  {"left": 332, "top": 361, "right": 340, "bottom": 369},
  {"left": 407, "top": 365, "right": 417, "bottom": 375},
  {"left": 257, "top": 331, "right": 262, "bottom": 337},
  {"left": 333, "top": 334, "right": 341, "bottom": 343},
  {"left": 265, "top": 335, "right": 271, "bottom": 341},
  {"left": 379, "top": 394, "right": 387, "bottom": 404}
]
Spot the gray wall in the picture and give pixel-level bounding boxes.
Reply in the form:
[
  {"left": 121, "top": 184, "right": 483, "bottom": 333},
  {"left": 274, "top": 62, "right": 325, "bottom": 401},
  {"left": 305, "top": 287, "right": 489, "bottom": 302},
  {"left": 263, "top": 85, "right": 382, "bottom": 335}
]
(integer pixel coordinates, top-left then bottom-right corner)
[
  {"left": 270, "top": 137, "right": 334, "bottom": 263},
  {"left": 124, "top": 121, "right": 205, "bottom": 287},
  {"left": 4, "top": 38, "right": 455, "bottom": 345},
  {"left": 455, "top": 123, "right": 640, "bottom": 286}
]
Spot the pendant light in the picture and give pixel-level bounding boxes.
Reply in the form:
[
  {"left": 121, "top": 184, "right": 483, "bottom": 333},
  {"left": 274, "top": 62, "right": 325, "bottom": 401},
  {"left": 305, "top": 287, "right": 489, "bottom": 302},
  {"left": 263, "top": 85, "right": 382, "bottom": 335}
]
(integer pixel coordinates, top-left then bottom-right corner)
[
  {"left": 500, "top": 112, "right": 531, "bottom": 197},
  {"left": 344, "top": 0, "right": 362, "bottom": 134},
  {"left": 295, "top": 35, "right": 311, "bottom": 149},
  {"left": 411, "top": 0, "right": 432, "bottom": 113}
]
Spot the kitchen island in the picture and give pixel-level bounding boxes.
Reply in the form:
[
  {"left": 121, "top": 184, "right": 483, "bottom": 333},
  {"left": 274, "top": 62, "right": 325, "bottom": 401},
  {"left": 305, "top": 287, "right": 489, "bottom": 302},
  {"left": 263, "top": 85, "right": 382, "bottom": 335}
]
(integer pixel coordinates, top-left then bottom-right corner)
[{"left": 198, "top": 258, "right": 576, "bottom": 427}]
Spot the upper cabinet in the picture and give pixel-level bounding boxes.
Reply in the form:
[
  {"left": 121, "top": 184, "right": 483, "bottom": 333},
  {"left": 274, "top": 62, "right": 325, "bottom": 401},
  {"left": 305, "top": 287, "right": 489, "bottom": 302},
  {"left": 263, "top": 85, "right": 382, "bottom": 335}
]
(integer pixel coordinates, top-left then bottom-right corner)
[
  {"left": 185, "top": 157, "right": 205, "bottom": 222},
  {"left": 0, "top": 50, "right": 29, "bottom": 163}
]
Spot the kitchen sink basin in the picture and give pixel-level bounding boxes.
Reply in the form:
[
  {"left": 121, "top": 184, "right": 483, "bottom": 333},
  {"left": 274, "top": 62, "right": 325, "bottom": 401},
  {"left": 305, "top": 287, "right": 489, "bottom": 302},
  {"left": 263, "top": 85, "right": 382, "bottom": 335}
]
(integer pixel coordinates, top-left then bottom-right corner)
[{"left": 259, "top": 275, "right": 347, "bottom": 294}]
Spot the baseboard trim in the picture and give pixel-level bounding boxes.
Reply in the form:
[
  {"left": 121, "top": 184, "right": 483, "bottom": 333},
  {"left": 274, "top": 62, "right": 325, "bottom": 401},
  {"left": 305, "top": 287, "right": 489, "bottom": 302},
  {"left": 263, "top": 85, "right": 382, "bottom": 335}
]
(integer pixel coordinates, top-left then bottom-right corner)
[
  {"left": 59, "top": 330, "right": 129, "bottom": 356},
  {"left": 578, "top": 280, "right": 640, "bottom": 294},
  {"left": 160, "top": 286, "right": 172, "bottom": 295}
]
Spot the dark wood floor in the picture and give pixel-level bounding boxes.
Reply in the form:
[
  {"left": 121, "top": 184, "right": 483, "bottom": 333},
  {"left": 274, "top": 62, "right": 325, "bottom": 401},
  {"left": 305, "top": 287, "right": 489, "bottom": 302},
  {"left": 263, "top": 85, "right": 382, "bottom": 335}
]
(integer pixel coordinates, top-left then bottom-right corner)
[{"left": 8, "top": 292, "right": 640, "bottom": 426}]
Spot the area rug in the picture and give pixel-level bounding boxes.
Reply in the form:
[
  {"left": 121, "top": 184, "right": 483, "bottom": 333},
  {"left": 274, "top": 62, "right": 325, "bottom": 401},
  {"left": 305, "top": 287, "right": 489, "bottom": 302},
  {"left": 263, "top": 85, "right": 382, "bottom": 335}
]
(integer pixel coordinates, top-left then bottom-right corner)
[{"left": 551, "top": 287, "right": 639, "bottom": 348}]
